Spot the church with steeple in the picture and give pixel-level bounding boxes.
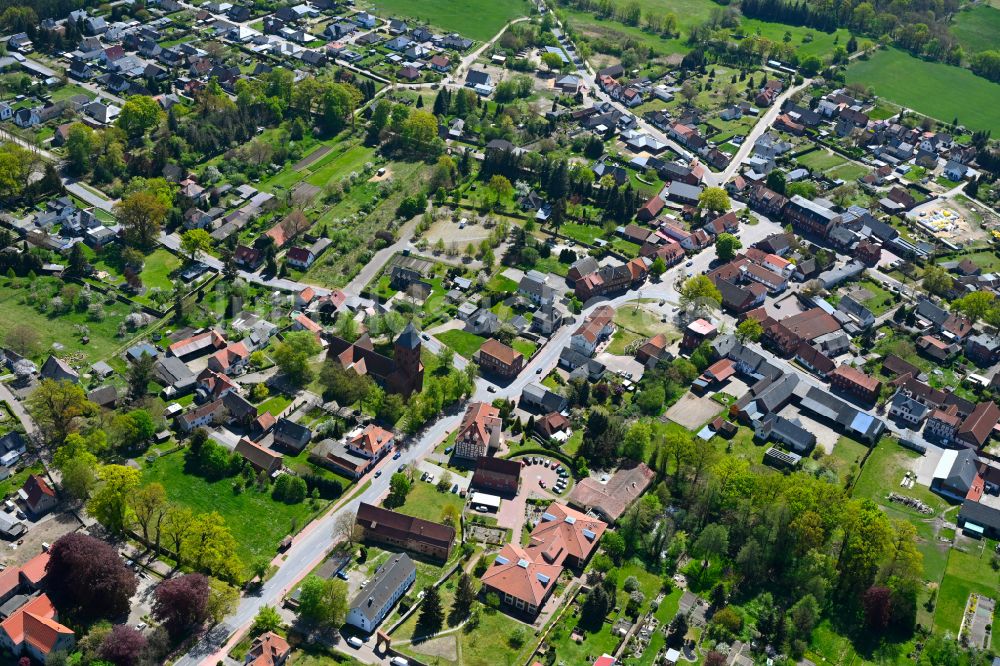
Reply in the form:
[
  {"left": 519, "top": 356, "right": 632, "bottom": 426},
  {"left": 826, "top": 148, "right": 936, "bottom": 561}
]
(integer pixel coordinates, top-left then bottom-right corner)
[{"left": 324, "top": 322, "right": 425, "bottom": 396}]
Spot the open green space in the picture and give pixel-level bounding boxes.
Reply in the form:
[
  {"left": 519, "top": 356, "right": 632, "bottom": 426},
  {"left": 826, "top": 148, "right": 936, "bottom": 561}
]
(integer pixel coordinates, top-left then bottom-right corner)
[
  {"left": 933, "top": 542, "right": 1000, "bottom": 649},
  {"left": 141, "top": 450, "right": 317, "bottom": 564},
  {"left": 941, "top": 249, "right": 1000, "bottom": 273},
  {"left": 305, "top": 144, "right": 375, "bottom": 187},
  {"left": 846, "top": 48, "right": 1000, "bottom": 133},
  {"left": 796, "top": 149, "right": 849, "bottom": 172},
  {"left": 0, "top": 462, "right": 45, "bottom": 502},
  {"left": 436, "top": 329, "right": 487, "bottom": 358},
  {"left": 511, "top": 338, "right": 537, "bottom": 358},
  {"left": 950, "top": 5, "right": 1000, "bottom": 55},
  {"left": 257, "top": 394, "right": 294, "bottom": 417},
  {"left": 362, "top": 0, "right": 530, "bottom": 41},
  {"left": 0, "top": 276, "right": 157, "bottom": 366},
  {"left": 391, "top": 480, "right": 465, "bottom": 527},
  {"left": 140, "top": 248, "right": 184, "bottom": 291},
  {"left": 851, "top": 278, "right": 895, "bottom": 316}
]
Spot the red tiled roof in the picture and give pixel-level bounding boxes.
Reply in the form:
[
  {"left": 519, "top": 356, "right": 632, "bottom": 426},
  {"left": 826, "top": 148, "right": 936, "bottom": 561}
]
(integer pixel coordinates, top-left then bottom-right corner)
[
  {"left": 958, "top": 401, "right": 1000, "bottom": 448},
  {"left": 247, "top": 631, "right": 290, "bottom": 666},
  {"left": 20, "top": 552, "right": 49, "bottom": 587},
  {"left": 831, "top": 365, "right": 880, "bottom": 392},
  {"left": 478, "top": 338, "right": 522, "bottom": 367},
  {"left": 0, "top": 594, "right": 72, "bottom": 657},
  {"left": 456, "top": 402, "right": 501, "bottom": 452},
  {"left": 349, "top": 424, "right": 394, "bottom": 457}
]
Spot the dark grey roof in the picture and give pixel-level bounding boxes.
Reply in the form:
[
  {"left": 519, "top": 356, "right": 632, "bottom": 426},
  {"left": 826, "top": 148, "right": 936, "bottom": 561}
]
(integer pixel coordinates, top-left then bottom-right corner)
[
  {"left": 761, "top": 413, "right": 815, "bottom": 454},
  {"left": 155, "top": 356, "right": 195, "bottom": 388},
  {"left": 348, "top": 552, "right": 415, "bottom": 626},
  {"left": 945, "top": 449, "right": 979, "bottom": 496},
  {"left": 274, "top": 418, "right": 311, "bottom": 443},
  {"left": 396, "top": 322, "right": 421, "bottom": 350},
  {"left": 0, "top": 432, "right": 26, "bottom": 455},
  {"left": 959, "top": 498, "right": 1000, "bottom": 532},
  {"left": 915, "top": 298, "right": 948, "bottom": 326}
]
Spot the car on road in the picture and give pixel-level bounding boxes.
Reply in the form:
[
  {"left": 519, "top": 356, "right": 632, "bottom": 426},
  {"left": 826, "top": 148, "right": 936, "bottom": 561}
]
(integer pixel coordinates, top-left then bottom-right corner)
[
  {"left": 451, "top": 483, "right": 459, "bottom": 494},
  {"left": 487, "top": 385, "right": 496, "bottom": 393},
  {"left": 393, "top": 451, "right": 401, "bottom": 460},
  {"left": 398, "top": 464, "right": 406, "bottom": 473},
  {"left": 685, "top": 260, "right": 693, "bottom": 267},
  {"left": 135, "top": 622, "right": 147, "bottom": 631},
  {"left": 337, "top": 570, "right": 349, "bottom": 580},
  {"left": 374, "top": 470, "right": 382, "bottom": 478},
  {"left": 536, "top": 368, "right": 542, "bottom": 374},
  {"left": 422, "top": 334, "right": 430, "bottom": 341},
  {"left": 444, "top": 446, "right": 453, "bottom": 454},
  {"left": 347, "top": 636, "right": 363, "bottom": 649}
]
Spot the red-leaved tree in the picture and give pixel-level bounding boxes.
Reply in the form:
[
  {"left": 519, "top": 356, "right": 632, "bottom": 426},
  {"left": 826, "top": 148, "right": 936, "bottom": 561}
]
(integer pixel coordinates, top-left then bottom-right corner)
[
  {"left": 99, "top": 624, "right": 148, "bottom": 666},
  {"left": 46, "top": 533, "right": 137, "bottom": 620},
  {"left": 153, "top": 573, "right": 210, "bottom": 639},
  {"left": 862, "top": 585, "right": 892, "bottom": 631}
]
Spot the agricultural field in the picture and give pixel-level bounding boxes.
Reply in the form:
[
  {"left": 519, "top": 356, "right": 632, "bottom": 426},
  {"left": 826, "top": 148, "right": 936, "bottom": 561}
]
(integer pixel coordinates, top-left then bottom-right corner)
[
  {"left": 950, "top": 5, "right": 1000, "bottom": 55},
  {"left": 846, "top": 48, "right": 1000, "bottom": 134},
  {"left": 362, "top": 0, "right": 531, "bottom": 41}
]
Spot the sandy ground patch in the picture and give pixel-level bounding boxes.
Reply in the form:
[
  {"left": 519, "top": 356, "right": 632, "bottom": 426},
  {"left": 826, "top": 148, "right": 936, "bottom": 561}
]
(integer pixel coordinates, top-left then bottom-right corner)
[
  {"left": 425, "top": 216, "right": 495, "bottom": 249},
  {"left": 665, "top": 392, "right": 723, "bottom": 430},
  {"left": 408, "top": 634, "right": 458, "bottom": 661},
  {"left": 0, "top": 511, "right": 82, "bottom": 568},
  {"left": 368, "top": 166, "right": 393, "bottom": 182}
]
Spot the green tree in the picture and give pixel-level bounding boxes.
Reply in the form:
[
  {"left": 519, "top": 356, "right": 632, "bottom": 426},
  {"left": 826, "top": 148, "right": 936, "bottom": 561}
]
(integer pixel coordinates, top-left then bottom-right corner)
[
  {"left": 487, "top": 174, "right": 513, "bottom": 206},
  {"left": 88, "top": 465, "right": 142, "bottom": 534},
  {"left": 541, "top": 51, "right": 564, "bottom": 71},
  {"left": 698, "top": 187, "right": 730, "bottom": 212},
  {"left": 251, "top": 605, "right": 283, "bottom": 635},
  {"left": 714, "top": 233, "right": 742, "bottom": 261},
  {"left": 451, "top": 573, "right": 476, "bottom": 621},
  {"left": 920, "top": 265, "right": 953, "bottom": 297},
  {"left": 650, "top": 256, "right": 667, "bottom": 280},
  {"left": 65, "top": 123, "right": 94, "bottom": 175},
  {"left": 951, "top": 290, "right": 995, "bottom": 323},
  {"left": 679, "top": 275, "right": 721, "bottom": 309},
  {"left": 115, "top": 191, "right": 168, "bottom": 251},
  {"left": 127, "top": 351, "right": 156, "bottom": 400},
  {"left": 118, "top": 95, "right": 163, "bottom": 139},
  {"left": 622, "top": 421, "right": 652, "bottom": 461},
  {"left": 693, "top": 523, "right": 729, "bottom": 564},
  {"left": 417, "top": 585, "right": 444, "bottom": 634},
  {"left": 601, "top": 531, "right": 626, "bottom": 565},
  {"left": 735, "top": 318, "right": 763, "bottom": 343},
  {"left": 297, "top": 575, "right": 348, "bottom": 628},
  {"left": 180, "top": 229, "right": 213, "bottom": 261},
  {"left": 272, "top": 331, "right": 321, "bottom": 385},
  {"left": 27, "top": 379, "right": 96, "bottom": 443},
  {"left": 386, "top": 472, "right": 411, "bottom": 508}
]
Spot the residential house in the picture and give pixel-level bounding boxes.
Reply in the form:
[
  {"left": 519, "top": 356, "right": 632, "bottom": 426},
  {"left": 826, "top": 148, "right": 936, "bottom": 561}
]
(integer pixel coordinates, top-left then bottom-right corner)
[
  {"left": 19, "top": 475, "right": 57, "bottom": 516},
  {"left": 956, "top": 401, "right": 1000, "bottom": 450},
  {"left": 570, "top": 305, "right": 615, "bottom": 356},
  {"left": 40, "top": 356, "right": 79, "bottom": 384},
  {"left": 453, "top": 402, "right": 503, "bottom": 461},
  {"left": 567, "top": 463, "right": 654, "bottom": 523},
  {"left": 785, "top": 195, "right": 842, "bottom": 237},
  {"left": 0, "top": 594, "right": 74, "bottom": 661},
  {"left": 888, "top": 391, "right": 931, "bottom": 426},
  {"left": 234, "top": 438, "right": 283, "bottom": 475},
  {"left": 520, "top": 382, "right": 568, "bottom": 414},
  {"left": 245, "top": 632, "right": 290, "bottom": 666},
  {"left": 518, "top": 270, "right": 554, "bottom": 307},
  {"left": 475, "top": 339, "right": 524, "bottom": 379},
  {"left": 966, "top": 333, "right": 1000, "bottom": 367},
  {"left": 272, "top": 418, "right": 312, "bottom": 453},
  {"left": 755, "top": 413, "right": 816, "bottom": 455},
  {"left": 355, "top": 504, "right": 454, "bottom": 561},
  {"left": 345, "top": 552, "right": 416, "bottom": 633},
  {"left": 207, "top": 341, "right": 251, "bottom": 375}
]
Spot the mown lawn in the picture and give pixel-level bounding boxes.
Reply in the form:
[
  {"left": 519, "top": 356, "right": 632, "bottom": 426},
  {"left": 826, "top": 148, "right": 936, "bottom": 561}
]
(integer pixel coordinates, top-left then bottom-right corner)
[
  {"left": 391, "top": 480, "right": 464, "bottom": 527},
  {"left": 511, "top": 338, "right": 537, "bottom": 358},
  {"left": 363, "top": 0, "right": 530, "bottom": 40},
  {"left": 933, "top": 542, "right": 1000, "bottom": 650},
  {"left": 257, "top": 394, "right": 294, "bottom": 417},
  {"left": 140, "top": 248, "right": 183, "bottom": 291},
  {"left": 436, "top": 329, "right": 486, "bottom": 358},
  {"left": 847, "top": 48, "right": 1000, "bottom": 133},
  {"left": 141, "top": 450, "right": 318, "bottom": 564}
]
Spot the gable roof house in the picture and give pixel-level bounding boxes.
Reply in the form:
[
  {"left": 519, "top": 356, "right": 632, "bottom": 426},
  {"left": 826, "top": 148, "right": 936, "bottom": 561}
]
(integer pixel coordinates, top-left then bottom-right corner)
[
  {"left": 345, "top": 552, "right": 416, "bottom": 633},
  {"left": 272, "top": 418, "right": 312, "bottom": 453},
  {"left": 453, "top": 402, "right": 503, "bottom": 461},
  {"left": 0, "top": 593, "right": 74, "bottom": 662}
]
